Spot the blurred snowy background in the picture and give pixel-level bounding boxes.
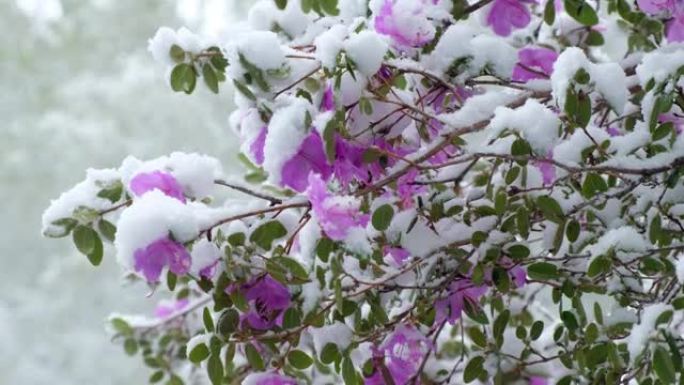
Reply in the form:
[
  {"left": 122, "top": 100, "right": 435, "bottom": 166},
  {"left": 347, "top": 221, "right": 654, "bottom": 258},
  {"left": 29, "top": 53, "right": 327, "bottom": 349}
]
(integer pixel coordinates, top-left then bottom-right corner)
[{"left": 0, "top": 0, "right": 245, "bottom": 383}]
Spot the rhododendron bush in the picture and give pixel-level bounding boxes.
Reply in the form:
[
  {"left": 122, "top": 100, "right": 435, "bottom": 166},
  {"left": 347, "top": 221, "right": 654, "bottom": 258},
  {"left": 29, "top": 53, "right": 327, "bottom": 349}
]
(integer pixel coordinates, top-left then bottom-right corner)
[{"left": 41, "top": 0, "right": 684, "bottom": 383}]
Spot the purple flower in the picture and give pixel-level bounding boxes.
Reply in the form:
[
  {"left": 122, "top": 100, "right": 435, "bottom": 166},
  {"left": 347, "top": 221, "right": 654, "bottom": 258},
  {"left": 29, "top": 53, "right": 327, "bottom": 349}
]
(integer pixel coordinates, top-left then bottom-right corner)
[
  {"left": 242, "top": 274, "right": 291, "bottom": 330},
  {"left": 130, "top": 171, "right": 186, "bottom": 203},
  {"left": 636, "top": 0, "right": 684, "bottom": 42},
  {"left": 154, "top": 298, "right": 189, "bottom": 318},
  {"left": 529, "top": 376, "right": 549, "bottom": 385},
  {"left": 365, "top": 325, "right": 431, "bottom": 385},
  {"left": 667, "top": 12, "right": 684, "bottom": 42},
  {"left": 434, "top": 279, "right": 488, "bottom": 324},
  {"left": 333, "top": 136, "right": 368, "bottom": 186},
  {"left": 486, "top": 0, "right": 532, "bottom": 37},
  {"left": 374, "top": 0, "right": 435, "bottom": 47},
  {"left": 243, "top": 372, "right": 298, "bottom": 385},
  {"left": 133, "top": 236, "right": 192, "bottom": 283},
  {"left": 281, "top": 131, "right": 333, "bottom": 192},
  {"left": 250, "top": 127, "right": 267, "bottom": 165},
  {"left": 512, "top": 47, "right": 558, "bottom": 82},
  {"left": 383, "top": 246, "right": 410, "bottom": 265},
  {"left": 533, "top": 150, "right": 556, "bottom": 186},
  {"left": 320, "top": 84, "right": 335, "bottom": 112},
  {"left": 637, "top": 0, "right": 676, "bottom": 14},
  {"left": 659, "top": 113, "right": 684, "bottom": 134},
  {"left": 307, "top": 173, "right": 369, "bottom": 241}
]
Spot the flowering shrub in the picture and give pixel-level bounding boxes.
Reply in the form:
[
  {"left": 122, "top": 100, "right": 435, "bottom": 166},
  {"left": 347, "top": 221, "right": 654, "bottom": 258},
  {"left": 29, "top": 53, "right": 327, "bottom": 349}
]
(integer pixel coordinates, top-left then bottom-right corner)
[{"left": 42, "top": 0, "right": 684, "bottom": 384}]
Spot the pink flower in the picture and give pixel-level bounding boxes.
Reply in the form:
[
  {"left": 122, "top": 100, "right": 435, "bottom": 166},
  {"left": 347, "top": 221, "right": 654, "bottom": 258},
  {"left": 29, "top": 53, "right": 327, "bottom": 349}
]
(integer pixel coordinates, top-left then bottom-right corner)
[
  {"left": 130, "top": 171, "right": 186, "bottom": 203},
  {"left": 133, "top": 236, "right": 192, "bottom": 283},
  {"left": 154, "top": 298, "right": 189, "bottom": 318},
  {"left": 529, "top": 376, "right": 548, "bottom": 385},
  {"left": 365, "top": 325, "right": 432, "bottom": 385},
  {"left": 307, "top": 173, "right": 369, "bottom": 240},
  {"left": 281, "top": 131, "right": 333, "bottom": 192},
  {"left": 435, "top": 279, "right": 488, "bottom": 324},
  {"left": 244, "top": 372, "right": 297, "bottom": 385},
  {"left": 512, "top": 47, "right": 558, "bottom": 82},
  {"left": 242, "top": 274, "right": 291, "bottom": 330},
  {"left": 486, "top": 0, "right": 533, "bottom": 37},
  {"left": 374, "top": 0, "right": 435, "bottom": 47},
  {"left": 250, "top": 127, "right": 267, "bottom": 165}
]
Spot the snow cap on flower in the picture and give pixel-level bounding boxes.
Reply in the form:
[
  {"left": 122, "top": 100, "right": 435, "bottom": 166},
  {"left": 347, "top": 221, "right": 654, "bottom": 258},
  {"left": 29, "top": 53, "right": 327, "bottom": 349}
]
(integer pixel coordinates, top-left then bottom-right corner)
[{"left": 114, "top": 190, "right": 199, "bottom": 280}]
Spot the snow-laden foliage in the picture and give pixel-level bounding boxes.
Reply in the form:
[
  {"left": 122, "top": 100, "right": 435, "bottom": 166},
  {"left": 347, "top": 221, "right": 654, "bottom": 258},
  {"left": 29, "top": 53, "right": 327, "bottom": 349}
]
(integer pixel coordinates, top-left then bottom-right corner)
[{"left": 43, "top": 0, "right": 684, "bottom": 384}]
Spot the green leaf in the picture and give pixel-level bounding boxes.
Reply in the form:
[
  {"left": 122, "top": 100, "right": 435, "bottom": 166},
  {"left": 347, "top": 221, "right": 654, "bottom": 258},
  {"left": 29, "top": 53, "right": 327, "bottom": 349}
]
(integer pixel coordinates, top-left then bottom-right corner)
[
  {"left": 166, "top": 375, "right": 184, "bottom": 385},
  {"left": 98, "top": 220, "right": 116, "bottom": 242},
  {"left": 320, "top": 0, "right": 340, "bottom": 15},
  {"left": 316, "top": 237, "right": 334, "bottom": 262},
  {"left": 73, "top": 225, "right": 103, "bottom": 266},
  {"left": 561, "top": 311, "right": 579, "bottom": 331},
  {"left": 170, "top": 63, "right": 197, "bottom": 94},
  {"left": 203, "top": 307, "right": 214, "bottom": 333},
  {"left": 320, "top": 343, "right": 339, "bottom": 364},
  {"left": 586, "top": 30, "right": 604, "bottom": 46},
  {"left": 653, "top": 346, "right": 677, "bottom": 384},
  {"left": 149, "top": 371, "right": 165, "bottom": 383},
  {"left": 245, "top": 343, "right": 265, "bottom": 370},
  {"left": 169, "top": 44, "right": 186, "bottom": 63},
  {"left": 342, "top": 357, "right": 357, "bottom": 385},
  {"left": 527, "top": 262, "right": 559, "bottom": 280},
  {"left": 537, "top": 196, "right": 565, "bottom": 223},
  {"left": 650, "top": 215, "right": 662, "bottom": 244},
  {"left": 249, "top": 220, "right": 287, "bottom": 250},
  {"left": 507, "top": 244, "right": 530, "bottom": 260},
  {"left": 288, "top": 349, "right": 313, "bottom": 369},
  {"left": 544, "top": 0, "right": 556, "bottom": 25},
  {"left": 493, "top": 310, "right": 510, "bottom": 340},
  {"left": 111, "top": 317, "right": 133, "bottom": 335},
  {"left": 564, "top": 0, "right": 598, "bottom": 26},
  {"left": 530, "top": 320, "right": 544, "bottom": 340},
  {"left": 217, "top": 309, "right": 240, "bottom": 337},
  {"left": 372, "top": 204, "right": 394, "bottom": 231},
  {"left": 566, "top": 219, "right": 580, "bottom": 242},
  {"left": 582, "top": 173, "right": 608, "bottom": 198},
  {"left": 232, "top": 79, "right": 256, "bottom": 101},
  {"left": 97, "top": 180, "right": 123, "bottom": 203},
  {"left": 467, "top": 327, "right": 487, "bottom": 348},
  {"left": 274, "top": 0, "right": 287, "bottom": 10},
  {"left": 47, "top": 217, "right": 78, "bottom": 238},
  {"left": 123, "top": 338, "right": 138, "bottom": 355},
  {"left": 464, "top": 356, "right": 485, "bottom": 383},
  {"left": 73, "top": 225, "right": 97, "bottom": 255},
  {"left": 517, "top": 206, "right": 529, "bottom": 239},
  {"left": 202, "top": 64, "right": 219, "bottom": 94},
  {"left": 587, "top": 256, "right": 611, "bottom": 277},
  {"left": 207, "top": 353, "right": 224, "bottom": 385},
  {"left": 189, "top": 342, "right": 210, "bottom": 363},
  {"left": 464, "top": 299, "right": 489, "bottom": 325}
]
